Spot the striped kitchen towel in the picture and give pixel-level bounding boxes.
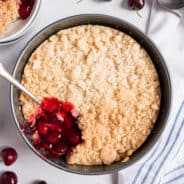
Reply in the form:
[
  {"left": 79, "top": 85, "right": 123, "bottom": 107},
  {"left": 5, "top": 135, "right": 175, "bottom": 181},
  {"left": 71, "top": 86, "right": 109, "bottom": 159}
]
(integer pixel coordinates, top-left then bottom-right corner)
[
  {"left": 118, "top": 0, "right": 184, "bottom": 183},
  {"left": 131, "top": 101, "right": 184, "bottom": 184}
]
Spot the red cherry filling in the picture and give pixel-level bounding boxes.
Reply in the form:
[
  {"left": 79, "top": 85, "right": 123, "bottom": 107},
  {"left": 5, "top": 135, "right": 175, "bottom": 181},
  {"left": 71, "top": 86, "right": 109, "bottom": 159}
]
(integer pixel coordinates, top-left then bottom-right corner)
[
  {"left": 62, "top": 102, "right": 74, "bottom": 112},
  {"left": 18, "top": 0, "right": 35, "bottom": 19},
  {"left": 41, "top": 97, "right": 61, "bottom": 113},
  {"left": 20, "top": 0, "right": 31, "bottom": 5},
  {"left": 18, "top": 6, "right": 30, "bottom": 19},
  {"left": 0, "top": 147, "right": 17, "bottom": 166},
  {"left": 25, "top": 97, "right": 82, "bottom": 159},
  {"left": 51, "top": 143, "right": 67, "bottom": 157},
  {"left": 70, "top": 131, "right": 80, "bottom": 146},
  {"left": 44, "top": 131, "right": 61, "bottom": 144},
  {"left": 36, "top": 122, "right": 49, "bottom": 135},
  {"left": 0, "top": 171, "right": 17, "bottom": 184}
]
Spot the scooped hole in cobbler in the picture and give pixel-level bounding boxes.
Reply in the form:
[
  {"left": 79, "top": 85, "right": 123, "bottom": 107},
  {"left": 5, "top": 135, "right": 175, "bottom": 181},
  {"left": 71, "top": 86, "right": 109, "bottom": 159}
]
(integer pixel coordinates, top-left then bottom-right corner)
[{"left": 23, "top": 97, "right": 82, "bottom": 159}]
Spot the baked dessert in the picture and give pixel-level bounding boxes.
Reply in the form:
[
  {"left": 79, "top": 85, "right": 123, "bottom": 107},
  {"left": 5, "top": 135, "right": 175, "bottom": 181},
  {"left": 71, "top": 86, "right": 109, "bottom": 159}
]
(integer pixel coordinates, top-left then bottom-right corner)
[
  {"left": 0, "top": 0, "right": 35, "bottom": 35},
  {"left": 0, "top": 0, "right": 19, "bottom": 34},
  {"left": 20, "top": 25, "right": 161, "bottom": 165}
]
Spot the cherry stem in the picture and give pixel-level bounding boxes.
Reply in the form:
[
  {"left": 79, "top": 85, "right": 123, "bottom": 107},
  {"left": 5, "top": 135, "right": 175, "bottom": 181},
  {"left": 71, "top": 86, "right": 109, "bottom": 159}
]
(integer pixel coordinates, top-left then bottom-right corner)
[{"left": 135, "top": 8, "right": 142, "bottom": 18}]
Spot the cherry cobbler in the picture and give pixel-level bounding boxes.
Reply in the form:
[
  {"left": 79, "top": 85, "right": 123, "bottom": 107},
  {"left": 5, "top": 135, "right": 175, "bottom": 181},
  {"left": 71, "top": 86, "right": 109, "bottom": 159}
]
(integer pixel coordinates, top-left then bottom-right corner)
[{"left": 20, "top": 25, "right": 160, "bottom": 165}]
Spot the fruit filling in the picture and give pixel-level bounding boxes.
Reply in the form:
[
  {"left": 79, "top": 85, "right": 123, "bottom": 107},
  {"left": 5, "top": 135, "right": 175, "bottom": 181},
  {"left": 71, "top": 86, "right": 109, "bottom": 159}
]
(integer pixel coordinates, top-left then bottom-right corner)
[
  {"left": 24, "top": 97, "right": 82, "bottom": 159},
  {"left": 19, "top": 0, "right": 35, "bottom": 19}
]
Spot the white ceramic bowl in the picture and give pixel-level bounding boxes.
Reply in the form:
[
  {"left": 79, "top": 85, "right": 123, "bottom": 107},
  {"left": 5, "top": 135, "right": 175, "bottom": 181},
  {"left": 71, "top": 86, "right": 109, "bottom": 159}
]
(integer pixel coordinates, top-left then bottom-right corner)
[{"left": 0, "top": 0, "right": 41, "bottom": 45}]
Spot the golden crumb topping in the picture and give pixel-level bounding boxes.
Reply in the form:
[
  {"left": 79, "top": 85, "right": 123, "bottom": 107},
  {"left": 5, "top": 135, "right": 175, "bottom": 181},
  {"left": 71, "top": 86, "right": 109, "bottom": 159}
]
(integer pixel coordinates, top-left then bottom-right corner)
[{"left": 20, "top": 25, "right": 160, "bottom": 165}]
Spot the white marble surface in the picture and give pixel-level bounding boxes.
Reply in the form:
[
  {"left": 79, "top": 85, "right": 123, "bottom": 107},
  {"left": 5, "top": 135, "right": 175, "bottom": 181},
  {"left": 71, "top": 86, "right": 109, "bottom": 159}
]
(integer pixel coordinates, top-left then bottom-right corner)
[{"left": 0, "top": 0, "right": 152, "bottom": 183}]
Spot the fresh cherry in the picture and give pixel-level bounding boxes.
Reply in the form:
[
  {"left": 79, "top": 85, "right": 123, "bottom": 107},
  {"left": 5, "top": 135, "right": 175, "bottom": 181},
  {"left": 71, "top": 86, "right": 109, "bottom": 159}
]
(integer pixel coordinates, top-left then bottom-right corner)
[
  {"left": 33, "top": 181, "right": 47, "bottom": 184},
  {"left": 129, "top": 0, "right": 145, "bottom": 10},
  {"left": 0, "top": 147, "right": 17, "bottom": 166},
  {"left": 0, "top": 171, "right": 17, "bottom": 184}
]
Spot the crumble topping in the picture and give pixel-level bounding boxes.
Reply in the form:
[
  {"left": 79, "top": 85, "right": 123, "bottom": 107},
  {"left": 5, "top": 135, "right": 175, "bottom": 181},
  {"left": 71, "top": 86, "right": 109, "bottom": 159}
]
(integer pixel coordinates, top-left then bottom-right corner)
[{"left": 20, "top": 25, "right": 160, "bottom": 165}]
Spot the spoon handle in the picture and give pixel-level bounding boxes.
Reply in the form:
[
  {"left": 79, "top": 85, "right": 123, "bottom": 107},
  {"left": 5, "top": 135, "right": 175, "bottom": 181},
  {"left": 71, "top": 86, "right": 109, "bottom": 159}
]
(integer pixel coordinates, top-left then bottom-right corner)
[{"left": 0, "top": 63, "right": 41, "bottom": 105}]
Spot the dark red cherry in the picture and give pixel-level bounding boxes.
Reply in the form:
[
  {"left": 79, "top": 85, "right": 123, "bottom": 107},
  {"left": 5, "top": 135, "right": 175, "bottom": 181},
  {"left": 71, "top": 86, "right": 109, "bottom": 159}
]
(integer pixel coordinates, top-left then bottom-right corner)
[
  {"left": 70, "top": 133, "right": 80, "bottom": 145},
  {"left": 19, "top": 6, "right": 31, "bottom": 19},
  {"left": 0, "top": 147, "right": 17, "bottom": 166},
  {"left": 129, "top": 0, "right": 145, "bottom": 9},
  {"left": 41, "top": 97, "right": 61, "bottom": 113},
  {"left": 28, "top": 0, "right": 35, "bottom": 8},
  {"left": 52, "top": 143, "right": 67, "bottom": 157},
  {"left": 64, "top": 114, "right": 73, "bottom": 129},
  {"left": 44, "top": 132, "right": 61, "bottom": 144},
  {"left": 18, "top": 0, "right": 35, "bottom": 19},
  {"left": 0, "top": 172, "right": 17, "bottom": 184},
  {"left": 62, "top": 102, "right": 74, "bottom": 112},
  {"left": 46, "top": 123, "right": 62, "bottom": 133},
  {"left": 33, "top": 181, "right": 47, "bottom": 184},
  {"left": 42, "top": 142, "right": 52, "bottom": 150},
  {"left": 37, "top": 122, "right": 49, "bottom": 135},
  {"left": 20, "top": 0, "right": 30, "bottom": 5}
]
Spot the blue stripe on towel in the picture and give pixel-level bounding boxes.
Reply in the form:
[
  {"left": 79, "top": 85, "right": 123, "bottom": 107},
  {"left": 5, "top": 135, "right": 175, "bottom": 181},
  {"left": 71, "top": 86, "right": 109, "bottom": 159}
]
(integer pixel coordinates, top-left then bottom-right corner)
[
  {"left": 132, "top": 141, "right": 161, "bottom": 184},
  {"left": 164, "top": 164, "right": 184, "bottom": 176},
  {"left": 132, "top": 101, "right": 184, "bottom": 184},
  {"left": 142, "top": 101, "right": 184, "bottom": 184},
  {"left": 172, "top": 136, "right": 184, "bottom": 160},
  {"left": 163, "top": 173, "right": 184, "bottom": 184},
  {"left": 150, "top": 117, "right": 184, "bottom": 184}
]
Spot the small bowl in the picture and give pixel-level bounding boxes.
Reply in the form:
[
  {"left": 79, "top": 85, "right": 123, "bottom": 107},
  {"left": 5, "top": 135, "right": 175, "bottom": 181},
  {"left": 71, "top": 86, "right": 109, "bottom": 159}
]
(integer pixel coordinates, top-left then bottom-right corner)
[
  {"left": 11, "top": 14, "right": 171, "bottom": 175},
  {"left": 0, "top": 0, "right": 41, "bottom": 45}
]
